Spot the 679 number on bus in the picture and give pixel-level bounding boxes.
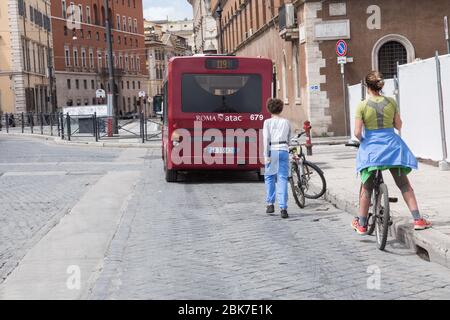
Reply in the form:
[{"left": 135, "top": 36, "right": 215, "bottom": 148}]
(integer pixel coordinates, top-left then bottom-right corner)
[{"left": 250, "top": 114, "right": 264, "bottom": 121}]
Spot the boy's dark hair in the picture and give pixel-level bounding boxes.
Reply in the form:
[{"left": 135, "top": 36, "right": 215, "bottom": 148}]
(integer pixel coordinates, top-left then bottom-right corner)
[{"left": 266, "top": 98, "right": 284, "bottom": 115}]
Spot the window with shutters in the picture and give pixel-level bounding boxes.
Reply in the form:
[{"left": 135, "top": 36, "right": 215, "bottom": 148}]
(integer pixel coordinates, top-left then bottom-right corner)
[
  {"left": 18, "top": 0, "right": 25, "bottom": 16},
  {"left": 29, "top": 5, "right": 34, "bottom": 23},
  {"left": 62, "top": 1, "right": 66, "bottom": 19},
  {"left": 65, "top": 47, "right": 70, "bottom": 66},
  {"left": 86, "top": 6, "right": 91, "bottom": 24}
]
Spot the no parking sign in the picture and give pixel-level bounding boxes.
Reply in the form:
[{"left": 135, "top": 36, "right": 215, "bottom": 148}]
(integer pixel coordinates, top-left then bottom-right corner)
[{"left": 336, "top": 40, "right": 348, "bottom": 57}]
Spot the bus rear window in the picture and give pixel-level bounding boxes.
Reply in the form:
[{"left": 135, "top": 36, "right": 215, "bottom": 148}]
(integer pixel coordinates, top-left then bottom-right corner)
[{"left": 181, "top": 74, "right": 262, "bottom": 113}]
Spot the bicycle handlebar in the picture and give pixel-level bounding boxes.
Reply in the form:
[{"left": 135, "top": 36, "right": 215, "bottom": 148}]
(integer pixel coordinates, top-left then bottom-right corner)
[
  {"left": 296, "top": 131, "right": 306, "bottom": 139},
  {"left": 345, "top": 141, "right": 360, "bottom": 148},
  {"left": 290, "top": 131, "right": 306, "bottom": 143}
]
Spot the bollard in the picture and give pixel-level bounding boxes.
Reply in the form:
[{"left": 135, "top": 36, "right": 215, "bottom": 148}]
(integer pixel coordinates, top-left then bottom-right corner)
[
  {"left": 57, "top": 113, "right": 60, "bottom": 137},
  {"left": 60, "top": 113, "right": 65, "bottom": 140},
  {"left": 304, "top": 121, "right": 313, "bottom": 156},
  {"left": 66, "top": 113, "right": 71, "bottom": 141},
  {"left": 141, "top": 112, "right": 145, "bottom": 143},
  {"left": 93, "top": 112, "right": 98, "bottom": 142},
  {"left": 21, "top": 112, "right": 24, "bottom": 133},
  {"left": 30, "top": 113, "right": 34, "bottom": 134},
  {"left": 5, "top": 113, "right": 9, "bottom": 133},
  {"left": 50, "top": 113, "right": 53, "bottom": 136},
  {"left": 96, "top": 117, "right": 101, "bottom": 141},
  {"left": 40, "top": 113, "right": 44, "bottom": 135},
  {"left": 144, "top": 111, "right": 148, "bottom": 139}
]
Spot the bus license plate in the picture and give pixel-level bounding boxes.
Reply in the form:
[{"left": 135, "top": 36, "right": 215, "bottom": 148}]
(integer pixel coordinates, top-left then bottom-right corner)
[{"left": 206, "top": 147, "right": 236, "bottom": 154}]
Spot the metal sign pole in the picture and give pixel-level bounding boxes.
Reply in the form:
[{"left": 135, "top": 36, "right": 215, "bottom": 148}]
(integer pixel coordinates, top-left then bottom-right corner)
[
  {"left": 341, "top": 63, "right": 348, "bottom": 137},
  {"left": 435, "top": 51, "right": 449, "bottom": 170},
  {"left": 336, "top": 40, "right": 349, "bottom": 136}
]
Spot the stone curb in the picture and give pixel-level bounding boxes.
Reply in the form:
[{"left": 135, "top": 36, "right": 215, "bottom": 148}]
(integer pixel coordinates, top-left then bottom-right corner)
[
  {"left": 311, "top": 139, "right": 350, "bottom": 146},
  {"left": 319, "top": 182, "right": 450, "bottom": 269},
  {"left": 0, "top": 132, "right": 161, "bottom": 149}
]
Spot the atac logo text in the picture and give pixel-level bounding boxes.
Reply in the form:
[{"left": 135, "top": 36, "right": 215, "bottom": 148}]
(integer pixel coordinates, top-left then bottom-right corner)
[{"left": 195, "top": 114, "right": 243, "bottom": 122}]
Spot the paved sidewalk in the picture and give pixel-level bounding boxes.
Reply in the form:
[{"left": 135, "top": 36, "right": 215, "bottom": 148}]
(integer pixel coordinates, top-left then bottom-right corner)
[{"left": 308, "top": 144, "right": 450, "bottom": 269}]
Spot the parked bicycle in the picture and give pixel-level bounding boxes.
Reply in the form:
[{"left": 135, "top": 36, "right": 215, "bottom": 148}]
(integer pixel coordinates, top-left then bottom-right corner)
[
  {"left": 346, "top": 141, "right": 397, "bottom": 250},
  {"left": 289, "top": 132, "right": 327, "bottom": 209}
]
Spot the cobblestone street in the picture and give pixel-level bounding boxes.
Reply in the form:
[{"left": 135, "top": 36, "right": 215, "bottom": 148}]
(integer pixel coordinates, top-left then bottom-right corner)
[{"left": 1, "top": 136, "right": 450, "bottom": 299}]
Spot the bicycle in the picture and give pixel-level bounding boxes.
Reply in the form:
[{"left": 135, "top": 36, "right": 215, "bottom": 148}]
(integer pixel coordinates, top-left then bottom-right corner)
[
  {"left": 346, "top": 141, "right": 397, "bottom": 250},
  {"left": 289, "top": 132, "right": 327, "bottom": 209}
]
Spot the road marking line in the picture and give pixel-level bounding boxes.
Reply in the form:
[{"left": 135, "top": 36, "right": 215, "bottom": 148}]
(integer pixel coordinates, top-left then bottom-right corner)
[
  {"left": 0, "top": 161, "right": 143, "bottom": 166},
  {"left": 2, "top": 171, "right": 68, "bottom": 177}
]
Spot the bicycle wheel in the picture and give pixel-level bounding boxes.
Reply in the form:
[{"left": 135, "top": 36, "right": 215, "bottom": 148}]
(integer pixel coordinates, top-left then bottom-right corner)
[
  {"left": 367, "top": 213, "right": 376, "bottom": 236},
  {"left": 302, "top": 161, "right": 327, "bottom": 199},
  {"left": 290, "top": 163, "right": 305, "bottom": 208},
  {"left": 374, "top": 183, "right": 390, "bottom": 250}
]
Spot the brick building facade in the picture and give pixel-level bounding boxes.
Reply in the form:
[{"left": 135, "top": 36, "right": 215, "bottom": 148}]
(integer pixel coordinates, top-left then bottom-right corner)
[
  {"left": 51, "top": 0, "right": 147, "bottom": 113},
  {"left": 208, "top": 0, "right": 450, "bottom": 136}
]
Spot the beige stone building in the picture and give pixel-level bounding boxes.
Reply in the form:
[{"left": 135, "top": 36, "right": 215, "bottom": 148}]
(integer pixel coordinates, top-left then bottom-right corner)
[
  {"left": 0, "top": 0, "right": 54, "bottom": 114},
  {"left": 144, "top": 20, "right": 192, "bottom": 111},
  {"left": 188, "top": 0, "right": 219, "bottom": 53},
  {"left": 151, "top": 18, "right": 195, "bottom": 50}
]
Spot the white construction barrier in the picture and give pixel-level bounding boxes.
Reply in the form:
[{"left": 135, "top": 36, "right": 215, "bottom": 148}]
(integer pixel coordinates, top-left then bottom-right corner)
[
  {"left": 348, "top": 83, "right": 362, "bottom": 141},
  {"left": 398, "top": 57, "right": 444, "bottom": 161},
  {"left": 439, "top": 54, "right": 450, "bottom": 163}
]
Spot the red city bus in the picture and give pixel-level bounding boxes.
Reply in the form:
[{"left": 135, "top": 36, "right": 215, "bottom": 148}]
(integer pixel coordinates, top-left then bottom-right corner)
[{"left": 161, "top": 55, "right": 273, "bottom": 182}]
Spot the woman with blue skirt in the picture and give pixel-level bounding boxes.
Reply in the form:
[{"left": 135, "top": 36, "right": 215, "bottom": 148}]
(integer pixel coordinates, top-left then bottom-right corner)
[{"left": 351, "top": 71, "right": 432, "bottom": 235}]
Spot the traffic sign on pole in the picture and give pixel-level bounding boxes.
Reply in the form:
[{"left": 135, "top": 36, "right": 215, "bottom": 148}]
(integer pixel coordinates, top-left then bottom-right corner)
[
  {"left": 336, "top": 40, "right": 348, "bottom": 57},
  {"left": 337, "top": 56, "right": 347, "bottom": 65},
  {"left": 96, "top": 89, "right": 106, "bottom": 99}
]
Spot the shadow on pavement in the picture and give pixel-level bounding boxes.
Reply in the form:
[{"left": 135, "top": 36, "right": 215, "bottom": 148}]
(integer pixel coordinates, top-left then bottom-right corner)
[{"left": 177, "top": 170, "right": 263, "bottom": 184}]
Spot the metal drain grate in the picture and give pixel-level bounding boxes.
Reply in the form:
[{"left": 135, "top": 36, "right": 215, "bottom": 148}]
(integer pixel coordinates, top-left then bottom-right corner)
[{"left": 416, "top": 245, "right": 430, "bottom": 262}]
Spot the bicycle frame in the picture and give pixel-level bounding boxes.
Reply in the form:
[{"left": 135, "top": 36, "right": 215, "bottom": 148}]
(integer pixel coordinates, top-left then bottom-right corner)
[
  {"left": 373, "top": 170, "right": 384, "bottom": 192},
  {"left": 288, "top": 132, "right": 306, "bottom": 178},
  {"left": 289, "top": 146, "right": 305, "bottom": 178}
]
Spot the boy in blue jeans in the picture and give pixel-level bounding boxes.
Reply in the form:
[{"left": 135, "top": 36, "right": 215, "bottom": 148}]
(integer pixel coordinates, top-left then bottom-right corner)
[{"left": 263, "top": 98, "right": 292, "bottom": 219}]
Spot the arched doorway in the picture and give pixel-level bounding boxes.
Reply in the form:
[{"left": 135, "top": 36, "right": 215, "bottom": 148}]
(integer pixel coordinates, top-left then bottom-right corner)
[{"left": 372, "top": 34, "right": 415, "bottom": 79}]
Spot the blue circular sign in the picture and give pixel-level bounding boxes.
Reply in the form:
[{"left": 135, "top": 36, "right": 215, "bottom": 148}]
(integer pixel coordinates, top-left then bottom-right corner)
[{"left": 336, "top": 40, "right": 348, "bottom": 57}]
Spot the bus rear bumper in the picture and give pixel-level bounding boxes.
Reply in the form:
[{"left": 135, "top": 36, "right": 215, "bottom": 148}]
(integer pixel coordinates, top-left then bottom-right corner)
[{"left": 169, "top": 163, "right": 264, "bottom": 172}]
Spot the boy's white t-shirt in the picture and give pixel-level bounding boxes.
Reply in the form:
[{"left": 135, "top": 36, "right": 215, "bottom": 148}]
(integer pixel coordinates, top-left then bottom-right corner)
[{"left": 263, "top": 116, "right": 292, "bottom": 157}]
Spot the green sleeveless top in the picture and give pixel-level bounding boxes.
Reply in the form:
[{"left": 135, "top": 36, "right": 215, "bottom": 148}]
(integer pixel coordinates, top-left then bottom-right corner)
[
  {"left": 355, "top": 96, "right": 399, "bottom": 130},
  {"left": 355, "top": 96, "right": 409, "bottom": 183}
]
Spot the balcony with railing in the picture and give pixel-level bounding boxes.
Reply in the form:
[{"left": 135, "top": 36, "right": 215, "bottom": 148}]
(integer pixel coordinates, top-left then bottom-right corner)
[{"left": 98, "top": 67, "right": 125, "bottom": 78}]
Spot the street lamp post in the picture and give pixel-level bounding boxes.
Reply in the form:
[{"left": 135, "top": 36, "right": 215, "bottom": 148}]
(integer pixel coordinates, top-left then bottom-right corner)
[
  {"left": 104, "top": 0, "right": 117, "bottom": 134},
  {"left": 216, "top": 2, "right": 224, "bottom": 54}
]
